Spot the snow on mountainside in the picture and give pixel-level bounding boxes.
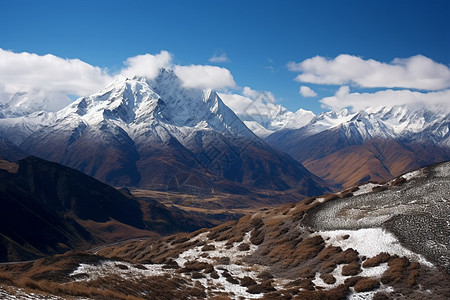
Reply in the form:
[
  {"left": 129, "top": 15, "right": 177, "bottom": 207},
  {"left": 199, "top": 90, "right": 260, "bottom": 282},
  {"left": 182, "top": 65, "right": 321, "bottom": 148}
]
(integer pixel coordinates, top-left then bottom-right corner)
[
  {"left": 4, "top": 162, "right": 447, "bottom": 299},
  {"left": 221, "top": 92, "right": 449, "bottom": 145},
  {"left": 55, "top": 71, "right": 254, "bottom": 148},
  {"left": 0, "top": 111, "right": 56, "bottom": 145},
  {"left": 3, "top": 70, "right": 327, "bottom": 195},
  {"left": 232, "top": 103, "right": 315, "bottom": 138},
  {"left": 0, "top": 90, "right": 54, "bottom": 117},
  {"left": 298, "top": 105, "right": 450, "bottom": 146},
  {"left": 242, "top": 106, "right": 315, "bottom": 138},
  {"left": 265, "top": 104, "right": 450, "bottom": 188}
]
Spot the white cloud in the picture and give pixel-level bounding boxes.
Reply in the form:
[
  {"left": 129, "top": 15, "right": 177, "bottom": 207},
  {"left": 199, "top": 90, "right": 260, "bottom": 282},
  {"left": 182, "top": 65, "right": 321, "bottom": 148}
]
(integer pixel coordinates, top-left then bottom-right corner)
[
  {"left": 219, "top": 87, "right": 278, "bottom": 117},
  {"left": 174, "top": 65, "right": 236, "bottom": 90},
  {"left": 219, "top": 92, "right": 256, "bottom": 116},
  {"left": 121, "top": 50, "right": 173, "bottom": 80},
  {"left": 299, "top": 86, "right": 318, "bottom": 97},
  {"left": 0, "top": 49, "right": 239, "bottom": 113},
  {"left": 242, "top": 86, "right": 276, "bottom": 104},
  {"left": 288, "top": 54, "right": 450, "bottom": 90},
  {"left": 219, "top": 88, "right": 315, "bottom": 137},
  {"left": 0, "top": 49, "right": 113, "bottom": 110},
  {"left": 209, "top": 51, "right": 230, "bottom": 63},
  {"left": 122, "top": 51, "right": 235, "bottom": 90},
  {"left": 320, "top": 86, "right": 450, "bottom": 112}
]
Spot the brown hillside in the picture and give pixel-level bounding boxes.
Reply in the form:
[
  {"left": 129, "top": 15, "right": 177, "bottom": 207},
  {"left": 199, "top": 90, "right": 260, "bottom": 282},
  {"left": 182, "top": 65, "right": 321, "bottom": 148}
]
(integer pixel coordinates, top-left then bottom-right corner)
[
  {"left": 1, "top": 162, "right": 448, "bottom": 299},
  {"left": 304, "top": 138, "right": 449, "bottom": 188}
]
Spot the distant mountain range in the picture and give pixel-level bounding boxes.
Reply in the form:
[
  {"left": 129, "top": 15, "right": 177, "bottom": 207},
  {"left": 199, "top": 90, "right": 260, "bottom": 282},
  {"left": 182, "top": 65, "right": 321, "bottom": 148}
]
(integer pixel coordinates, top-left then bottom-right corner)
[
  {"left": 1, "top": 70, "right": 448, "bottom": 192},
  {"left": 266, "top": 105, "right": 450, "bottom": 187},
  {"left": 233, "top": 103, "right": 315, "bottom": 138},
  {"left": 0, "top": 70, "right": 328, "bottom": 198}
]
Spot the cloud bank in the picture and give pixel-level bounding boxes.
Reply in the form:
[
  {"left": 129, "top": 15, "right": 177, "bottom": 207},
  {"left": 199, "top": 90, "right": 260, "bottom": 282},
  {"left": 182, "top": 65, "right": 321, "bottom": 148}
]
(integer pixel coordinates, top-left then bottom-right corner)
[
  {"left": 288, "top": 54, "right": 450, "bottom": 90},
  {"left": 0, "top": 49, "right": 113, "bottom": 110},
  {"left": 321, "top": 86, "right": 450, "bottom": 112},
  {"left": 0, "top": 49, "right": 237, "bottom": 112},
  {"left": 289, "top": 54, "right": 450, "bottom": 112}
]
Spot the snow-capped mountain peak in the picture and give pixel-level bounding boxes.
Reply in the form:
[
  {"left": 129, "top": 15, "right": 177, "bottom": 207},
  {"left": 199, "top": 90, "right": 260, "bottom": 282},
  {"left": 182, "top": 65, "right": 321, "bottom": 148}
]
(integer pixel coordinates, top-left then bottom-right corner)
[
  {"left": 4, "top": 70, "right": 326, "bottom": 193},
  {"left": 283, "top": 103, "right": 449, "bottom": 148},
  {"left": 15, "top": 70, "right": 255, "bottom": 158},
  {"left": 236, "top": 103, "right": 315, "bottom": 138}
]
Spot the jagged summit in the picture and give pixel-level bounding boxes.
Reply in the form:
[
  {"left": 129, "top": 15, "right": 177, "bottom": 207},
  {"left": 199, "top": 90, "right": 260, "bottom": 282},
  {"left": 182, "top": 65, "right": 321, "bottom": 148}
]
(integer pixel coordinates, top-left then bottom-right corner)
[
  {"left": 3, "top": 70, "right": 327, "bottom": 196},
  {"left": 266, "top": 103, "right": 450, "bottom": 188},
  {"left": 283, "top": 104, "right": 450, "bottom": 146},
  {"left": 238, "top": 103, "right": 315, "bottom": 138},
  {"left": 58, "top": 70, "right": 255, "bottom": 146}
]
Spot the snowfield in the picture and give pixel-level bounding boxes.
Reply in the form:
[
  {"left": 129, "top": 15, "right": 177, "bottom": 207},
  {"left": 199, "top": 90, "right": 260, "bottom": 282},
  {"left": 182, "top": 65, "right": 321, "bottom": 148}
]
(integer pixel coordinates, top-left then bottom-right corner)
[
  {"left": 316, "top": 228, "right": 433, "bottom": 267},
  {"left": 0, "top": 286, "right": 67, "bottom": 300},
  {"left": 305, "top": 161, "right": 450, "bottom": 271}
]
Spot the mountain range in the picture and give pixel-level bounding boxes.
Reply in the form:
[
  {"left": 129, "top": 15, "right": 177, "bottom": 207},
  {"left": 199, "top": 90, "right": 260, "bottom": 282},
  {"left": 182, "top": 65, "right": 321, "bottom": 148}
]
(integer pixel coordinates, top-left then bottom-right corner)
[
  {"left": 0, "top": 69, "right": 328, "bottom": 200},
  {"left": 0, "top": 69, "right": 449, "bottom": 299},
  {"left": 266, "top": 105, "right": 450, "bottom": 187},
  {"left": 1, "top": 70, "right": 449, "bottom": 193}
]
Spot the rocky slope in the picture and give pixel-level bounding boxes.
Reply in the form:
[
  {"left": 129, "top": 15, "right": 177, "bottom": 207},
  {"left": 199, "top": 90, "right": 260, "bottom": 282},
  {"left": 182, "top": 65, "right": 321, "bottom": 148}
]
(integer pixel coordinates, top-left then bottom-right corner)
[{"left": 1, "top": 161, "right": 448, "bottom": 299}]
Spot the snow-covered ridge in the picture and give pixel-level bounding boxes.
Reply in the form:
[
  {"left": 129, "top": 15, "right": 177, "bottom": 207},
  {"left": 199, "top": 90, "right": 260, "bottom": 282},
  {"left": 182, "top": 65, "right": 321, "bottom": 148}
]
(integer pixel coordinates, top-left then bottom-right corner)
[
  {"left": 0, "top": 69, "right": 255, "bottom": 148},
  {"left": 239, "top": 105, "right": 315, "bottom": 138},
  {"left": 284, "top": 104, "right": 450, "bottom": 148},
  {"left": 0, "top": 70, "right": 448, "bottom": 148}
]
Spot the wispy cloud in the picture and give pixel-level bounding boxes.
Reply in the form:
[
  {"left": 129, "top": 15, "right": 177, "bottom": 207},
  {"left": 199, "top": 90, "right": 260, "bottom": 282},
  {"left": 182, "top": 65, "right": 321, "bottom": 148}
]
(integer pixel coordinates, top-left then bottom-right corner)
[
  {"left": 321, "top": 86, "right": 450, "bottom": 112},
  {"left": 0, "top": 49, "right": 113, "bottom": 111},
  {"left": 208, "top": 51, "right": 230, "bottom": 63},
  {"left": 122, "top": 51, "right": 173, "bottom": 80},
  {"left": 174, "top": 65, "right": 235, "bottom": 90},
  {"left": 219, "top": 86, "right": 278, "bottom": 118},
  {"left": 288, "top": 54, "right": 450, "bottom": 90},
  {"left": 299, "top": 86, "right": 317, "bottom": 97},
  {"left": 265, "top": 58, "right": 278, "bottom": 73},
  {"left": 0, "top": 49, "right": 238, "bottom": 111}
]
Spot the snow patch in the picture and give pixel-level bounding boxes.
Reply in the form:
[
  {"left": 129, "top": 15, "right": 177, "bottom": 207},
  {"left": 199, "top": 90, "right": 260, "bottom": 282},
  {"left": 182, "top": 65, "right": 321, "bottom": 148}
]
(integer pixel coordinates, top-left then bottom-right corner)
[
  {"left": 70, "top": 261, "right": 166, "bottom": 281},
  {"left": 401, "top": 169, "right": 423, "bottom": 181},
  {"left": 352, "top": 183, "right": 381, "bottom": 196},
  {"left": 316, "top": 228, "right": 433, "bottom": 267},
  {"left": 315, "top": 197, "right": 325, "bottom": 203},
  {"left": 175, "top": 231, "right": 258, "bottom": 267},
  {"left": 348, "top": 285, "right": 394, "bottom": 300},
  {"left": 0, "top": 286, "right": 65, "bottom": 300}
]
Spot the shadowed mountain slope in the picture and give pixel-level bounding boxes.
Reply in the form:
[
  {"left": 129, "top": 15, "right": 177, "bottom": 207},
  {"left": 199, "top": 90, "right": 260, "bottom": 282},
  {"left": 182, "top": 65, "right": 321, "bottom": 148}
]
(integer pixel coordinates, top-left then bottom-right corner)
[{"left": 0, "top": 156, "right": 213, "bottom": 262}]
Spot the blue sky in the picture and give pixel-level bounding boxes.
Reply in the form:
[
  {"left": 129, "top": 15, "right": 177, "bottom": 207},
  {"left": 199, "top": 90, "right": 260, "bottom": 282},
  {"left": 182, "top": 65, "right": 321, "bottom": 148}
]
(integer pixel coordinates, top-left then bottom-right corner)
[{"left": 1, "top": 0, "right": 449, "bottom": 114}]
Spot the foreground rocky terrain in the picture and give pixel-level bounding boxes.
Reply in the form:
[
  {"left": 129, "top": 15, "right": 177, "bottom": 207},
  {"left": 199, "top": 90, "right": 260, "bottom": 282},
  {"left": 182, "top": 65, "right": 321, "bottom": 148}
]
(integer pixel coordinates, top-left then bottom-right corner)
[{"left": 0, "top": 161, "right": 449, "bottom": 299}]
